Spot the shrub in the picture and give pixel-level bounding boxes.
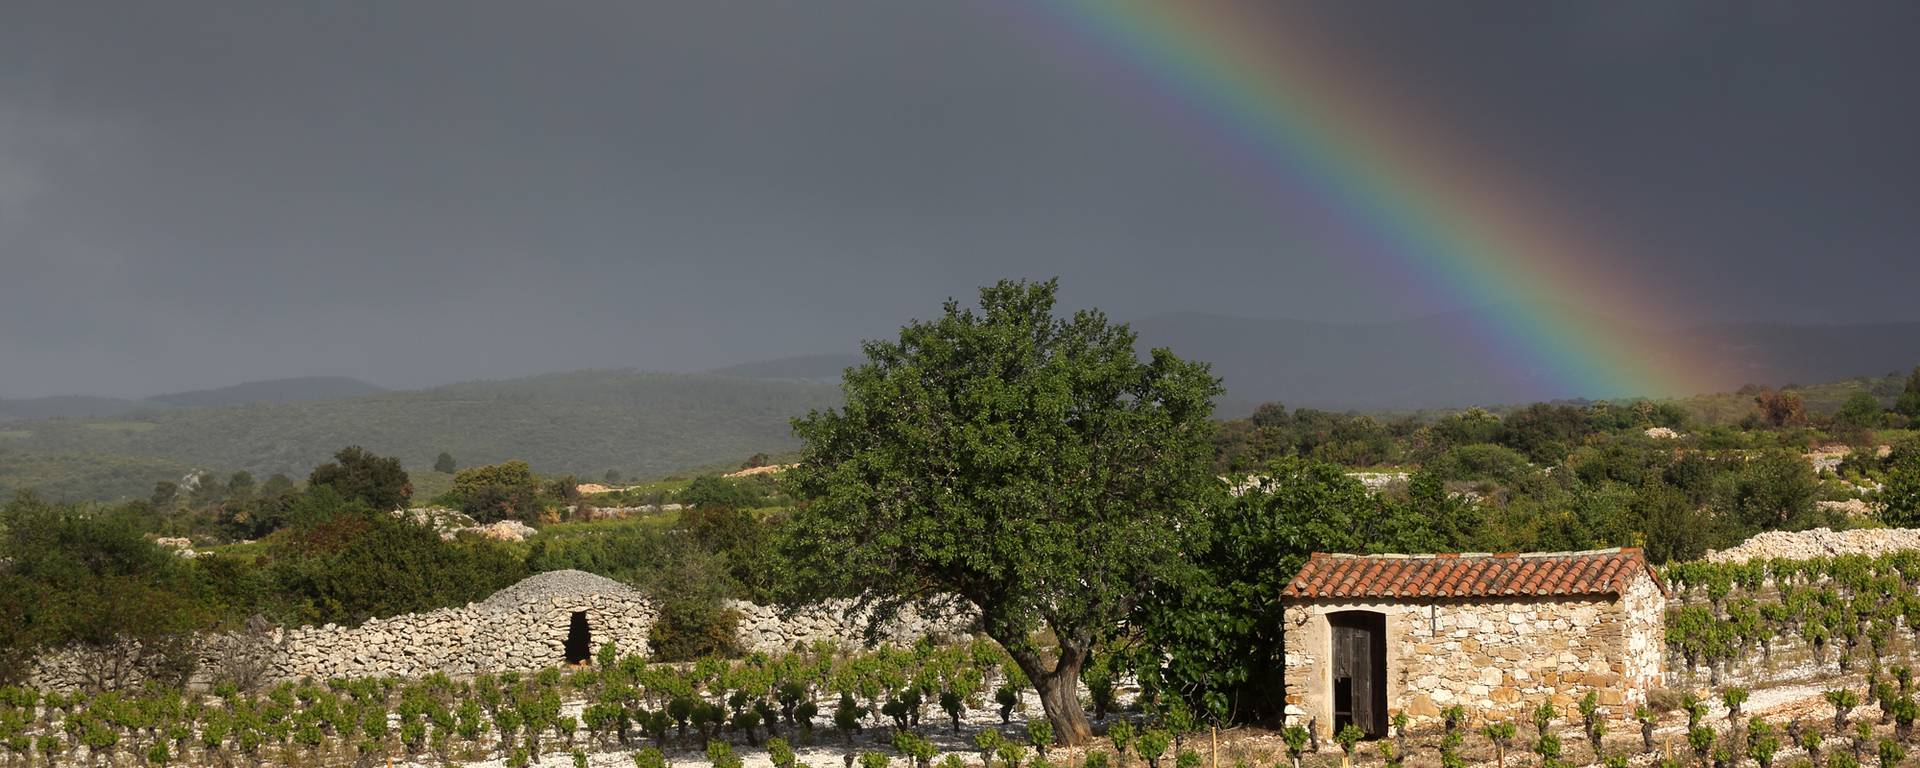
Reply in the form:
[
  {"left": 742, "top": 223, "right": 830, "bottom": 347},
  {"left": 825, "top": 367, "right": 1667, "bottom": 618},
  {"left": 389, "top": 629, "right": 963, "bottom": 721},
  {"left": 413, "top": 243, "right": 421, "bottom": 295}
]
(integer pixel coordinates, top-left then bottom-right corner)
[
  {"left": 450, "top": 461, "right": 541, "bottom": 523},
  {"left": 1109, "top": 720, "right": 1135, "bottom": 765},
  {"left": 708, "top": 740, "right": 743, "bottom": 768},
  {"left": 768, "top": 737, "right": 796, "bottom": 768},
  {"left": 1027, "top": 720, "right": 1054, "bottom": 755},
  {"left": 1137, "top": 730, "right": 1171, "bottom": 768}
]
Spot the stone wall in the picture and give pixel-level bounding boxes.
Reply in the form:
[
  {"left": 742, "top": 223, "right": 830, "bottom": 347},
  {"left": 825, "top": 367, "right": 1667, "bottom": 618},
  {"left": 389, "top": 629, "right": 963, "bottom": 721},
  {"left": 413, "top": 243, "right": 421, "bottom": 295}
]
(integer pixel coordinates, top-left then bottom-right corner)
[
  {"left": 729, "top": 597, "right": 977, "bottom": 654},
  {"left": 29, "top": 570, "right": 978, "bottom": 692},
  {"left": 1281, "top": 569, "right": 1665, "bottom": 738},
  {"left": 1705, "top": 527, "right": 1920, "bottom": 563}
]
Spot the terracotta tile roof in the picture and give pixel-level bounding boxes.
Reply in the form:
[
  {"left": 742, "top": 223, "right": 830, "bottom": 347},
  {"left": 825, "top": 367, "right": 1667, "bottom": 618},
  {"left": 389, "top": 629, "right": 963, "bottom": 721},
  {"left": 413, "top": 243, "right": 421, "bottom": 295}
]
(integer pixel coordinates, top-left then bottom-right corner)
[{"left": 1280, "top": 548, "right": 1661, "bottom": 601}]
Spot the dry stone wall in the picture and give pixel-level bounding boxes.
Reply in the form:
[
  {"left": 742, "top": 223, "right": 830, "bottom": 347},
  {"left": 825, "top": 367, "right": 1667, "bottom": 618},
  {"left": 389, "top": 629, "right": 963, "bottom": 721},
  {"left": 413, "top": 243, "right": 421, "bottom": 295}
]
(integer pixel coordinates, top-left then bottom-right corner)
[
  {"left": 1281, "top": 569, "right": 1664, "bottom": 737},
  {"left": 30, "top": 570, "right": 977, "bottom": 692},
  {"left": 1705, "top": 527, "right": 1920, "bottom": 563},
  {"left": 729, "top": 597, "right": 977, "bottom": 654}
]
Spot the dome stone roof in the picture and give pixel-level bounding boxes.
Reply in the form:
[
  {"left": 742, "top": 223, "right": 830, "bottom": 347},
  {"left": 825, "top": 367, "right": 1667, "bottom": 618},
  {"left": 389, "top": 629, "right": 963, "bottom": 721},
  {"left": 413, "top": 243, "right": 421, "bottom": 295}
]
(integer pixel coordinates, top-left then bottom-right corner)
[{"left": 478, "top": 569, "right": 648, "bottom": 613}]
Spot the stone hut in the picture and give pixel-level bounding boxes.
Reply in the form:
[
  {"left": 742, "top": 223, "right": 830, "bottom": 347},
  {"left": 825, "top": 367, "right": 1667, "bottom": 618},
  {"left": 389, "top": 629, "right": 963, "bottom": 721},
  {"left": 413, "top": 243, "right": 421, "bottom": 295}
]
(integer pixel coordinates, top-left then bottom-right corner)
[
  {"left": 265, "top": 569, "right": 657, "bottom": 682},
  {"left": 1280, "top": 548, "right": 1665, "bottom": 739}
]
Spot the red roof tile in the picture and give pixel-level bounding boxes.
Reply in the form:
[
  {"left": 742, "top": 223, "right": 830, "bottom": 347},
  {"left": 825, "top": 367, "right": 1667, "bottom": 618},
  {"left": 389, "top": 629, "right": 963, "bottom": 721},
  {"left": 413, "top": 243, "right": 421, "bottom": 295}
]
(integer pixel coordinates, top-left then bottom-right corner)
[{"left": 1280, "top": 548, "right": 1660, "bottom": 601}]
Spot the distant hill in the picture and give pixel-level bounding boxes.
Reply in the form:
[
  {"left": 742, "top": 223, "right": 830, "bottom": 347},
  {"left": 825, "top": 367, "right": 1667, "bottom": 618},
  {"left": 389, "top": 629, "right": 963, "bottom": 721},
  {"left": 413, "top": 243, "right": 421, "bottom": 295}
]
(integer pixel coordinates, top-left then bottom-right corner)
[
  {"left": 0, "top": 395, "right": 158, "bottom": 423},
  {"left": 0, "top": 376, "right": 385, "bottom": 423},
  {"left": 708, "top": 354, "right": 863, "bottom": 382},
  {"left": 0, "top": 370, "right": 841, "bottom": 502},
  {"left": 144, "top": 376, "right": 386, "bottom": 408},
  {"left": 1130, "top": 312, "right": 1920, "bottom": 413}
]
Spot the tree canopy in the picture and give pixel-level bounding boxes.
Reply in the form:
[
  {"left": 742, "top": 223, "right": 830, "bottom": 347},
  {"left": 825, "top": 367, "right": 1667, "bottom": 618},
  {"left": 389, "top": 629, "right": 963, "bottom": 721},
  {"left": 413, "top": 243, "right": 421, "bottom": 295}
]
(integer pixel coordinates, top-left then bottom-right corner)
[
  {"left": 307, "top": 445, "right": 411, "bottom": 511},
  {"left": 778, "top": 279, "right": 1222, "bottom": 744}
]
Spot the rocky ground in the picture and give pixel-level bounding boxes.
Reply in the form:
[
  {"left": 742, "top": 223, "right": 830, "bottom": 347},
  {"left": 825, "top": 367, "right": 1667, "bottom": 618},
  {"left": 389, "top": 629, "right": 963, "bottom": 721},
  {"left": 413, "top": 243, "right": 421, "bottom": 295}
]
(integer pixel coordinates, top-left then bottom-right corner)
[{"left": 415, "top": 669, "right": 1896, "bottom": 768}]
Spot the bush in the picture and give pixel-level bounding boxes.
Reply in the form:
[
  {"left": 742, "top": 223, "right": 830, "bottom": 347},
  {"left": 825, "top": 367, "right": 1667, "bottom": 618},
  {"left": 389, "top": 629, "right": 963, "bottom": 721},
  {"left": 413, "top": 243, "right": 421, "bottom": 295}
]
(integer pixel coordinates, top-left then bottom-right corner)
[
  {"left": 450, "top": 461, "right": 541, "bottom": 523},
  {"left": 308, "top": 446, "right": 412, "bottom": 511},
  {"left": 263, "top": 488, "right": 527, "bottom": 626}
]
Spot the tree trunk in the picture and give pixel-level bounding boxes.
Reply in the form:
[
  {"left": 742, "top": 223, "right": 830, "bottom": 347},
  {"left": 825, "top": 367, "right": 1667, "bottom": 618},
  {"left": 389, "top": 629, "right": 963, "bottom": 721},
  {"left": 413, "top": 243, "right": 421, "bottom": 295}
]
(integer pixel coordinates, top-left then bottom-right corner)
[
  {"left": 990, "top": 610, "right": 1098, "bottom": 748},
  {"left": 1034, "top": 662, "right": 1095, "bottom": 746}
]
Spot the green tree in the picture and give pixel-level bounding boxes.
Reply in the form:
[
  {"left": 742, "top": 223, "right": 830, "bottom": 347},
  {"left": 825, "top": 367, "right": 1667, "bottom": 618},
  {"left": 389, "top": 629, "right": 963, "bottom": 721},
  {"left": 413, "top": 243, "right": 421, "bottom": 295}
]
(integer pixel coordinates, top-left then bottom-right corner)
[
  {"left": 779, "top": 279, "right": 1222, "bottom": 745},
  {"left": 1881, "top": 443, "right": 1920, "bottom": 527},
  {"left": 434, "top": 452, "right": 457, "bottom": 474},
  {"left": 450, "top": 460, "right": 540, "bottom": 523},
  {"left": 149, "top": 481, "right": 179, "bottom": 510},
  {"left": 187, "top": 472, "right": 227, "bottom": 509},
  {"left": 1498, "top": 404, "right": 1593, "bottom": 464},
  {"left": 1140, "top": 458, "right": 1406, "bottom": 723},
  {"left": 1720, "top": 450, "right": 1822, "bottom": 533},
  {"left": 0, "top": 493, "right": 206, "bottom": 687},
  {"left": 225, "top": 471, "right": 257, "bottom": 507},
  {"left": 308, "top": 446, "right": 412, "bottom": 511},
  {"left": 1895, "top": 367, "right": 1920, "bottom": 422},
  {"left": 1835, "top": 392, "right": 1886, "bottom": 432}
]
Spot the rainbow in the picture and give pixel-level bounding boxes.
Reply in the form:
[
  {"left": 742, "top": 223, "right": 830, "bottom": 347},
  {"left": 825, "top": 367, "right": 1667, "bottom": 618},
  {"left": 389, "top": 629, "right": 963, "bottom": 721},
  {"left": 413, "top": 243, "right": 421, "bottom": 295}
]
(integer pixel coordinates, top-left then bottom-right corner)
[{"left": 1019, "top": 0, "right": 1717, "bottom": 400}]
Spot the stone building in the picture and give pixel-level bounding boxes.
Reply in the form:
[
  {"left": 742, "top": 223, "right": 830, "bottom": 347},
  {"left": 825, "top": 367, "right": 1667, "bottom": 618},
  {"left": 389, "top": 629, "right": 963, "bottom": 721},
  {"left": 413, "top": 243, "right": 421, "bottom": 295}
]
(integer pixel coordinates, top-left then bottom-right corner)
[{"left": 1280, "top": 548, "right": 1665, "bottom": 738}]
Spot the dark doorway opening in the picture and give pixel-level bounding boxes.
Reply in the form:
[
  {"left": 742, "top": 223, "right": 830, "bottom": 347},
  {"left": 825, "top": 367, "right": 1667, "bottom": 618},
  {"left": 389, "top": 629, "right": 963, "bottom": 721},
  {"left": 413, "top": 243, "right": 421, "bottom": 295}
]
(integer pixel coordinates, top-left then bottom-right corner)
[
  {"left": 1329, "top": 610, "right": 1387, "bottom": 738},
  {"left": 565, "top": 611, "right": 592, "bottom": 665}
]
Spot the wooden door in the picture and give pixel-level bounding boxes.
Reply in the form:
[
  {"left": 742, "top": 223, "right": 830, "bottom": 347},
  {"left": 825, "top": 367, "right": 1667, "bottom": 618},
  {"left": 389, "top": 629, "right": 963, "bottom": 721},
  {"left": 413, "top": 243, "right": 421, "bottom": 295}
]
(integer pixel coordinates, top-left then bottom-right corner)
[{"left": 1330, "top": 611, "right": 1385, "bottom": 738}]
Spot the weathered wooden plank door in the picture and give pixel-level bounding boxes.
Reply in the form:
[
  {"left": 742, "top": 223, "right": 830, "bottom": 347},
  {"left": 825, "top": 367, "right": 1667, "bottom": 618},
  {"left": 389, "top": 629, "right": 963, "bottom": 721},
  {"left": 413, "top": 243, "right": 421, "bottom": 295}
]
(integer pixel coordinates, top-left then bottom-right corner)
[
  {"left": 1330, "top": 612, "right": 1384, "bottom": 738},
  {"left": 1347, "top": 625, "right": 1375, "bottom": 734}
]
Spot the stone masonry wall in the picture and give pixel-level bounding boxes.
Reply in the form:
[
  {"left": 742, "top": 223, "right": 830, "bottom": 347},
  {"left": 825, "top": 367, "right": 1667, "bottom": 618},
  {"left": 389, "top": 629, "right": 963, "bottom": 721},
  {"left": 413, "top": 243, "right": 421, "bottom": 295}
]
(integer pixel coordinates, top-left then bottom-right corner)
[
  {"left": 728, "top": 597, "right": 978, "bottom": 654},
  {"left": 1282, "top": 569, "right": 1665, "bottom": 738},
  {"left": 30, "top": 571, "right": 978, "bottom": 692}
]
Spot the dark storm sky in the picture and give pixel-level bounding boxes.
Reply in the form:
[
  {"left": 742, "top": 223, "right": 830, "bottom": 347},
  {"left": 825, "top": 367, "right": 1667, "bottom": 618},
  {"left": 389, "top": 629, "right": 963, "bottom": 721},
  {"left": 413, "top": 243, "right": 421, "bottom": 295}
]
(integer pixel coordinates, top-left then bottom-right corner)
[{"left": 2, "top": 1, "right": 1916, "bottom": 397}]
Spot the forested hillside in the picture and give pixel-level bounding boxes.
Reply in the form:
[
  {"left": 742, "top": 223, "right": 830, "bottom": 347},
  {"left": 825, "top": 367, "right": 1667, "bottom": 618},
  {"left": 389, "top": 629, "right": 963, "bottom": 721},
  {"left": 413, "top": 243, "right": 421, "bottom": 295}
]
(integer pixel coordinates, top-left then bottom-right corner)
[{"left": 0, "top": 370, "right": 840, "bottom": 501}]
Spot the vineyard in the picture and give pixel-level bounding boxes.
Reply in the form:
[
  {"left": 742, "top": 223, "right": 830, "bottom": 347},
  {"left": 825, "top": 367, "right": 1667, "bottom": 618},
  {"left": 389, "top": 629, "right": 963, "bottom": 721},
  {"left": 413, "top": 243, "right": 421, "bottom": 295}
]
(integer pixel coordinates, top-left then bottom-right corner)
[
  {"left": 1664, "top": 552, "right": 1920, "bottom": 687},
  {"left": 15, "top": 554, "right": 1920, "bottom": 768},
  {"left": 0, "top": 638, "right": 1163, "bottom": 768}
]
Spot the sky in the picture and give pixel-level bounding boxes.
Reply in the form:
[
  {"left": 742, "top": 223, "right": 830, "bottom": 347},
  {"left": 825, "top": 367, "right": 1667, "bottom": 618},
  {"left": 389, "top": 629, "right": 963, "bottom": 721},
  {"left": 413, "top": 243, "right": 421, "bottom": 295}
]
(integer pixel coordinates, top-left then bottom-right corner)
[{"left": 2, "top": 1, "right": 1917, "bottom": 398}]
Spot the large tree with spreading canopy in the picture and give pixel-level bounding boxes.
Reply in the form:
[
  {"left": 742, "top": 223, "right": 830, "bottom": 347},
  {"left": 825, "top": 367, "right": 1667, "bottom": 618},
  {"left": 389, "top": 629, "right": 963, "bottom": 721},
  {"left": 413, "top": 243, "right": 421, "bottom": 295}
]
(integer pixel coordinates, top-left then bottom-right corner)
[{"left": 778, "top": 279, "right": 1222, "bottom": 744}]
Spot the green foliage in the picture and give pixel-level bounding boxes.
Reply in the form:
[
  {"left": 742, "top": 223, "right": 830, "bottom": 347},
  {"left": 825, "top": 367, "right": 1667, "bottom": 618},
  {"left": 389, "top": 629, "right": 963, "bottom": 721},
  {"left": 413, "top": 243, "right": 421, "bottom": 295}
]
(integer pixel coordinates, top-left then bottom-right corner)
[
  {"left": 1136, "top": 730, "right": 1171, "bottom": 768},
  {"left": 1835, "top": 393, "right": 1887, "bottom": 432},
  {"left": 1140, "top": 457, "right": 1439, "bottom": 723},
  {"left": 1880, "top": 739, "right": 1905, "bottom": 768},
  {"left": 1027, "top": 719, "right": 1054, "bottom": 755},
  {"left": 1881, "top": 442, "right": 1920, "bottom": 527},
  {"left": 308, "top": 446, "right": 411, "bottom": 511},
  {"left": 1335, "top": 724, "right": 1365, "bottom": 756},
  {"left": 1688, "top": 726, "right": 1716, "bottom": 761},
  {"left": 450, "top": 460, "right": 541, "bottom": 523},
  {"left": 1109, "top": 719, "right": 1135, "bottom": 759},
  {"left": 434, "top": 452, "right": 457, "bottom": 474},
  {"left": 0, "top": 450, "right": 193, "bottom": 511},
  {"left": 0, "top": 493, "right": 207, "bottom": 685},
  {"left": 1896, "top": 368, "right": 1920, "bottom": 422},
  {"left": 768, "top": 737, "right": 796, "bottom": 768},
  {"left": 708, "top": 739, "right": 743, "bottom": 768},
  {"left": 680, "top": 475, "right": 773, "bottom": 510},
  {"left": 260, "top": 487, "right": 528, "bottom": 626},
  {"left": 1499, "top": 403, "right": 1594, "bottom": 464},
  {"left": 780, "top": 279, "right": 1222, "bottom": 743},
  {"left": 1212, "top": 403, "right": 1403, "bottom": 471},
  {"left": 1280, "top": 725, "right": 1309, "bottom": 766}
]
